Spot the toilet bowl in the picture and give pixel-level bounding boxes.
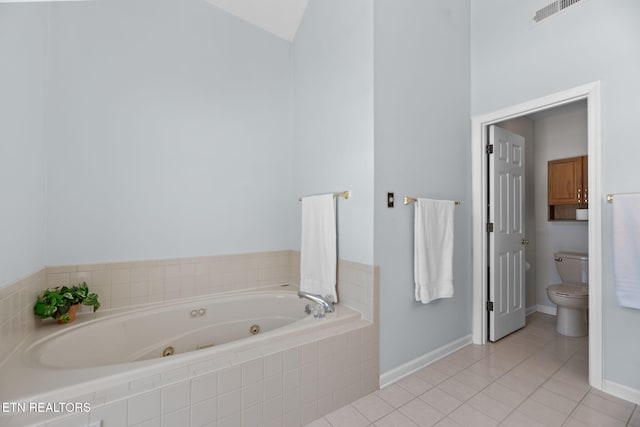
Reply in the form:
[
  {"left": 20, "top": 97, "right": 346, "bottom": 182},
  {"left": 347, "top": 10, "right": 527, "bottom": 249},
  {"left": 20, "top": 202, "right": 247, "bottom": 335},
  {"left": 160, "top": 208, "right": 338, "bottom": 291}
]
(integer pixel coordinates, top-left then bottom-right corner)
[{"left": 546, "top": 252, "right": 589, "bottom": 337}]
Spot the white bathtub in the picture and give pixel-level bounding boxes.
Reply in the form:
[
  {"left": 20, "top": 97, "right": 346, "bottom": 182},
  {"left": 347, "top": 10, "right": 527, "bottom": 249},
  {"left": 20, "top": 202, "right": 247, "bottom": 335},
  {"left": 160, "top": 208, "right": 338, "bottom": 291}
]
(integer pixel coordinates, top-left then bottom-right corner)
[
  {"left": 0, "top": 287, "right": 364, "bottom": 407},
  {"left": 28, "top": 289, "right": 310, "bottom": 368}
]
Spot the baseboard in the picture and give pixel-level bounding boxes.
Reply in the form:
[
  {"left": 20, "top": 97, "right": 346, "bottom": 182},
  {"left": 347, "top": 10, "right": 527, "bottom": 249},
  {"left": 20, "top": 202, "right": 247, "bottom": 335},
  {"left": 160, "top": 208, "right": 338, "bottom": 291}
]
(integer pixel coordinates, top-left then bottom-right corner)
[
  {"left": 379, "top": 335, "right": 472, "bottom": 389},
  {"left": 526, "top": 306, "right": 537, "bottom": 316},
  {"left": 536, "top": 304, "right": 557, "bottom": 316},
  {"left": 602, "top": 379, "right": 640, "bottom": 405}
]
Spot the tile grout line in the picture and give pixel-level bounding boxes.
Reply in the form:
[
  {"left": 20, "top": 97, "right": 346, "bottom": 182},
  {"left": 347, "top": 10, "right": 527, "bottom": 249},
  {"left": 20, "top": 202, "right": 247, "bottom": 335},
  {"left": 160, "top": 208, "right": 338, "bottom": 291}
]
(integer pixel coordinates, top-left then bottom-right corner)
[{"left": 628, "top": 405, "right": 639, "bottom": 427}]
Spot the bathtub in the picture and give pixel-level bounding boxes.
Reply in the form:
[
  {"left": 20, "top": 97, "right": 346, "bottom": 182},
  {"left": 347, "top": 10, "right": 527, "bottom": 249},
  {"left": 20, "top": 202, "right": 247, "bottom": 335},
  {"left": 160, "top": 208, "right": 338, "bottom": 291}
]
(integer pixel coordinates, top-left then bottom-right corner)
[
  {"left": 27, "top": 289, "right": 311, "bottom": 369},
  {"left": 0, "top": 286, "right": 373, "bottom": 418}
]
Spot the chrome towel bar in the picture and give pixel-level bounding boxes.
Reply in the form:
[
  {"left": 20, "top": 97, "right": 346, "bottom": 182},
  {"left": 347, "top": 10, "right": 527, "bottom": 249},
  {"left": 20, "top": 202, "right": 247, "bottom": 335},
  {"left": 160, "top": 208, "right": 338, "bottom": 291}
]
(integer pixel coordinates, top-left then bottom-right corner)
[
  {"left": 403, "top": 196, "right": 461, "bottom": 206},
  {"left": 607, "top": 193, "right": 640, "bottom": 203},
  {"left": 298, "top": 191, "right": 350, "bottom": 202}
]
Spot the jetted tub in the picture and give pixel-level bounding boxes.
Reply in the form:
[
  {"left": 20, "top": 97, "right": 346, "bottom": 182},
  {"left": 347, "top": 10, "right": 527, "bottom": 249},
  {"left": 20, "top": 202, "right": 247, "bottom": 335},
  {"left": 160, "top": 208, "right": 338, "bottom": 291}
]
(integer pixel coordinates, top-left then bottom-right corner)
[
  {"left": 28, "top": 289, "right": 310, "bottom": 368},
  {"left": 1, "top": 287, "right": 362, "bottom": 406}
]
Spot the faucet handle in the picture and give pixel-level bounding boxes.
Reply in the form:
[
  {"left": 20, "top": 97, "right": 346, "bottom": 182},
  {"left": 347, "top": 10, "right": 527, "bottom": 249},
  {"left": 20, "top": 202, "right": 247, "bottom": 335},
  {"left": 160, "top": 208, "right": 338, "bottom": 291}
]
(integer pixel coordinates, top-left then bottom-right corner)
[
  {"left": 324, "top": 295, "right": 335, "bottom": 304},
  {"left": 314, "top": 305, "right": 326, "bottom": 319}
]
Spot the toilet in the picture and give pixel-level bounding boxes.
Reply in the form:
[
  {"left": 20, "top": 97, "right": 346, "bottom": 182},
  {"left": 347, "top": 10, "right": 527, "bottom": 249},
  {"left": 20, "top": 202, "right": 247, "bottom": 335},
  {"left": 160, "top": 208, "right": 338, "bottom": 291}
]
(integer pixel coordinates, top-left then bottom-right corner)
[{"left": 546, "top": 252, "right": 589, "bottom": 337}]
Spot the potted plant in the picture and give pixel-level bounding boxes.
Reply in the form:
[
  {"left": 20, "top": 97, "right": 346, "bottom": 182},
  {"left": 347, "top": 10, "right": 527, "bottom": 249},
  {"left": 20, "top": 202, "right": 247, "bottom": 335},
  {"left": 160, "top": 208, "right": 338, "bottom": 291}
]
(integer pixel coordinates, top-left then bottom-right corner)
[{"left": 33, "top": 282, "right": 101, "bottom": 324}]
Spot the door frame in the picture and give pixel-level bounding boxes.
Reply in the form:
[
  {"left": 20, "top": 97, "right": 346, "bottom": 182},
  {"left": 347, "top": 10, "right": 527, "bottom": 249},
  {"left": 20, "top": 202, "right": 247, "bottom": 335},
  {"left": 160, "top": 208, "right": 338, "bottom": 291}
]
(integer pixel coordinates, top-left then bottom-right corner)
[{"left": 471, "top": 81, "right": 603, "bottom": 389}]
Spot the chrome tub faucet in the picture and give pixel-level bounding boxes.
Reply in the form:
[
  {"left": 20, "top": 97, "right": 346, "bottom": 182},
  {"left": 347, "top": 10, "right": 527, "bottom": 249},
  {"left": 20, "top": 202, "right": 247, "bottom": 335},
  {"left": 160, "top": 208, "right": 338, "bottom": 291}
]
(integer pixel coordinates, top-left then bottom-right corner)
[{"left": 298, "top": 291, "right": 335, "bottom": 318}]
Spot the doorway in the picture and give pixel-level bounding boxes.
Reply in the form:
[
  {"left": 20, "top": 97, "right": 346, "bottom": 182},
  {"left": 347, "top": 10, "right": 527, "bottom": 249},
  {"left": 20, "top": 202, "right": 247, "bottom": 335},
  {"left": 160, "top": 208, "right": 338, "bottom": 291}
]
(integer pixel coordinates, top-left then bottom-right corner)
[{"left": 470, "top": 82, "right": 603, "bottom": 390}]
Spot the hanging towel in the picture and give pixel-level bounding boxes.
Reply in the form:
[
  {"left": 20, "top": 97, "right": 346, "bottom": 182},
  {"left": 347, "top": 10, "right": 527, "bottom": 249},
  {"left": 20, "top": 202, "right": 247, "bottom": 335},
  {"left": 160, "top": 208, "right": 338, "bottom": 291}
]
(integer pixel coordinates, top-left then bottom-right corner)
[
  {"left": 300, "top": 194, "right": 338, "bottom": 302},
  {"left": 414, "top": 198, "right": 455, "bottom": 304},
  {"left": 613, "top": 193, "right": 640, "bottom": 309}
]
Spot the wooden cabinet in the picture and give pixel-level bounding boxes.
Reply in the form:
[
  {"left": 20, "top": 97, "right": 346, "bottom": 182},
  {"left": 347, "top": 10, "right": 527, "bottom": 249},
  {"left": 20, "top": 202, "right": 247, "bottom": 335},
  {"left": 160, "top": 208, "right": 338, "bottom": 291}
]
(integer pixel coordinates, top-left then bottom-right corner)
[{"left": 548, "top": 155, "right": 588, "bottom": 220}]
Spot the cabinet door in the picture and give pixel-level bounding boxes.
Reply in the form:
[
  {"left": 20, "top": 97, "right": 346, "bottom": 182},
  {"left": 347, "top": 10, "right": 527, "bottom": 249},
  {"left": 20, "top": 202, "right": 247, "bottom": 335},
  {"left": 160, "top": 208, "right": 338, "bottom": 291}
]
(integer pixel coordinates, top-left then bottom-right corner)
[
  {"left": 582, "top": 155, "right": 588, "bottom": 204},
  {"left": 548, "top": 156, "right": 583, "bottom": 205}
]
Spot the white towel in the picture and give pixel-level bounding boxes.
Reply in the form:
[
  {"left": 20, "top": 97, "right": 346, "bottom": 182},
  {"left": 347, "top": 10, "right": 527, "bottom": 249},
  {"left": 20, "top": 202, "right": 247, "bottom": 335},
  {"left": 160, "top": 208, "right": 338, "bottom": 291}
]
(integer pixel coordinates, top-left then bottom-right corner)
[
  {"left": 300, "top": 194, "right": 338, "bottom": 302},
  {"left": 414, "top": 198, "right": 455, "bottom": 304},
  {"left": 613, "top": 193, "right": 640, "bottom": 309}
]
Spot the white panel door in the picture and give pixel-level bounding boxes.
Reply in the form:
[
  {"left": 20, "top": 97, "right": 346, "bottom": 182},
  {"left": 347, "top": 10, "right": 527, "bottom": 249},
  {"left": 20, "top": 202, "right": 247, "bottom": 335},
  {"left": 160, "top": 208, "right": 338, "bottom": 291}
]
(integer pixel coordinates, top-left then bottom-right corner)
[{"left": 489, "top": 125, "right": 526, "bottom": 342}]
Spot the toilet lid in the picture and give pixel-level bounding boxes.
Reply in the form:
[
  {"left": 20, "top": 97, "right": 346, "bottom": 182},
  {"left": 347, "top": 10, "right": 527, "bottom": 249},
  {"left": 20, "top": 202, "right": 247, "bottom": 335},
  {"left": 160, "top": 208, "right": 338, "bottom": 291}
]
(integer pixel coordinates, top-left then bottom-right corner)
[{"left": 548, "top": 283, "right": 589, "bottom": 297}]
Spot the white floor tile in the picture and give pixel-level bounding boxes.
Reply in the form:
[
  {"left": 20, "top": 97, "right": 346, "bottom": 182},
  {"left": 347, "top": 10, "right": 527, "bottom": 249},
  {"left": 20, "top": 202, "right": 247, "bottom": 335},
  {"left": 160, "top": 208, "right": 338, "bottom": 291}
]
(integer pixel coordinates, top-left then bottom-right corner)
[
  {"left": 398, "top": 398, "right": 445, "bottom": 427},
  {"left": 452, "top": 369, "right": 492, "bottom": 391},
  {"left": 541, "top": 377, "right": 590, "bottom": 402},
  {"left": 571, "top": 404, "right": 627, "bottom": 427},
  {"left": 529, "top": 386, "right": 578, "bottom": 416},
  {"left": 396, "top": 374, "right": 434, "bottom": 396},
  {"left": 517, "top": 397, "right": 568, "bottom": 427},
  {"left": 481, "top": 382, "right": 526, "bottom": 408},
  {"left": 413, "top": 366, "right": 449, "bottom": 386},
  {"left": 374, "top": 410, "right": 419, "bottom": 427},
  {"left": 352, "top": 393, "right": 395, "bottom": 422},
  {"left": 466, "top": 391, "right": 513, "bottom": 421},
  {"left": 448, "top": 403, "right": 498, "bottom": 427},
  {"left": 436, "top": 378, "right": 478, "bottom": 402},
  {"left": 376, "top": 384, "right": 415, "bottom": 408},
  {"left": 418, "top": 387, "right": 462, "bottom": 415},
  {"left": 501, "top": 410, "right": 545, "bottom": 427},
  {"left": 432, "top": 417, "right": 462, "bottom": 427},
  {"left": 580, "top": 391, "right": 635, "bottom": 421},
  {"left": 495, "top": 372, "right": 539, "bottom": 397},
  {"left": 324, "top": 404, "right": 370, "bottom": 427}
]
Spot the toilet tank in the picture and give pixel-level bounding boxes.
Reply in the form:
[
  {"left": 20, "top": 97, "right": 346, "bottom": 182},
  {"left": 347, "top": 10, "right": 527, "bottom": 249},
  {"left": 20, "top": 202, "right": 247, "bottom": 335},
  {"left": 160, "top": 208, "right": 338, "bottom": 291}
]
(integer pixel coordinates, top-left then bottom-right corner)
[{"left": 554, "top": 252, "right": 589, "bottom": 284}]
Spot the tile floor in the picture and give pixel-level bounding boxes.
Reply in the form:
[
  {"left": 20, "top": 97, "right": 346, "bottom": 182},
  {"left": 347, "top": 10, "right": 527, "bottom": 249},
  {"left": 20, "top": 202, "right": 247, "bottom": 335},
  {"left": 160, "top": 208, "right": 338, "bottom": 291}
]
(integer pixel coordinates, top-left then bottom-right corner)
[{"left": 307, "top": 313, "right": 640, "bottom": 427}]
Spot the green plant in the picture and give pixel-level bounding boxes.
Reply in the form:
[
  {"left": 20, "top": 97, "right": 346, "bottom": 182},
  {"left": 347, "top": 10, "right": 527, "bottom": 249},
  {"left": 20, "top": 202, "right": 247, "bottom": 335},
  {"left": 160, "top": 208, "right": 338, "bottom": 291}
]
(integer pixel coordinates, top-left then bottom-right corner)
[{"left": 33, "top": 282, "right": 101, "bottom": 323}]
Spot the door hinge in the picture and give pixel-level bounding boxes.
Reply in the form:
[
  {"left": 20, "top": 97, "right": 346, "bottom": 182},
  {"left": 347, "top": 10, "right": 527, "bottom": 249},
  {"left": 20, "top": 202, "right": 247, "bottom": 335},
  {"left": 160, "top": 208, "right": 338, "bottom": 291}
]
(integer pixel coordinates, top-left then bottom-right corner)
[
  {"left": 487, "top": 301, "right": 494, "bottom": 312},
  {"left": 486, "top": 144, "right": 494, "bottom": 154},
  {"left": 486, "top": 223, "right": 494, "bottom": 232}
]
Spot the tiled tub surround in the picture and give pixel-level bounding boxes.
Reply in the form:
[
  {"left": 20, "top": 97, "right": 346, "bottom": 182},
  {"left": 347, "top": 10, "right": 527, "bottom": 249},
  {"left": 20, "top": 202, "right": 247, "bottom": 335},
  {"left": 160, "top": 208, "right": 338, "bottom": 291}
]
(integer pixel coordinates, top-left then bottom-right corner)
[
  {"left": 289, "top": 252, "right": 378, "bottom": 322},
  {"left": 0, "top": 294, "right": 378, "bottom": 426},
  {"left": 42, "top": 250, "right": 376, "bottom": 322},
  {"left": 0, "top": 251, "right": 379, "bottom": 426},
  {"left": 0, "top": 269, "right": 46, "bottom": 365},
  {"left": 45, "top": 251, "right": 296, "bottom": 312}
]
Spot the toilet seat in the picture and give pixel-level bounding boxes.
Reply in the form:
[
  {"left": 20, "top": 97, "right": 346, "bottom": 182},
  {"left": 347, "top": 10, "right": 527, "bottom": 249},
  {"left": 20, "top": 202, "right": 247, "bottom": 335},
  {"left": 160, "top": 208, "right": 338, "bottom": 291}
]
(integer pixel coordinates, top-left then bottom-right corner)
[{"left": 548, "top": 283, "right": 588, "bottom": 298}]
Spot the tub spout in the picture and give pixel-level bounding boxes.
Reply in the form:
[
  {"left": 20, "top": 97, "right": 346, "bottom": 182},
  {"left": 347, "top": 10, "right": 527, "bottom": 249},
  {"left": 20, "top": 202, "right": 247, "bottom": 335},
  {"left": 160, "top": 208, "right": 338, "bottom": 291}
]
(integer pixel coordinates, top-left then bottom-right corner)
[{"left": 298, "top": 291, "right": 335, "bottom": 315}]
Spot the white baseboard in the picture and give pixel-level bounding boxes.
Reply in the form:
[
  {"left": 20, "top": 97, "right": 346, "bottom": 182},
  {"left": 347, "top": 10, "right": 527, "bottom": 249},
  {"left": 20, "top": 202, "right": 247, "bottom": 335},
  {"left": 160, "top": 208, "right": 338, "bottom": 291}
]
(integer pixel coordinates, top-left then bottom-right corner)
[
  {"left": 526, "top": 306, "right": 537, "bottom": 316},
  {"left": 379, "top": 335, "right": 472, "bottom": 389},
  {"left": 536, "top": 304, "right": 557, "bottom": 316},
  {"left": 602, "top": 379, "right": 640, "bottom": 405}
]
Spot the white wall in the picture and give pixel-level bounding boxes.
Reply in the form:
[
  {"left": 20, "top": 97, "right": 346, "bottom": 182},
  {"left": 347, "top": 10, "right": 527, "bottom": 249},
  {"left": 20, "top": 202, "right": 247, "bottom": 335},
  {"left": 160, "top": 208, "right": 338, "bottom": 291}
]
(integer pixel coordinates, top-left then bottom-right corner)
[
  {"left": 0, "top": 4, "right": 48, "bottom": 288},
  {"left": 374, "top": 0, "right": 471, "bottom": 373},
  {"left": 291, "top": 0, "right": 374, "bottom": 265},
  {"left": 495, "top": 118, "right": 536, "bottom": 310},
  {"left": 472, "top": 0, "right": 640, "bottom": 391},
  {"left": 44, "top": 0, "right": 294, "bottom": 265},
  {"left": 532, "top": 103, "right": 588, "bottom": 310}
]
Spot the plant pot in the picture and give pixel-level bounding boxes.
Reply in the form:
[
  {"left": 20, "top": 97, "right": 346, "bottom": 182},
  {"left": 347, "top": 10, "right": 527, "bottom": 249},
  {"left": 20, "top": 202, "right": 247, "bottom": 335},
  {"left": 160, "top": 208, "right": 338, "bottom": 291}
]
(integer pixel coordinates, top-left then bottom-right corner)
[{"left": 57, "top": 304, "right": 79, "bottom": 324}]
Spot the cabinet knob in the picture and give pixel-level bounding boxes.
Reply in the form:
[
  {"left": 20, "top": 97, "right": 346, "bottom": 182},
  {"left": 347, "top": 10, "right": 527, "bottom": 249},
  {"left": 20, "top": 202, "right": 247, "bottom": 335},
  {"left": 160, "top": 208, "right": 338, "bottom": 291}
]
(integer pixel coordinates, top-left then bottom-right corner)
[{"left": 521, "top": 239, "right": 530, "bottom": 245}]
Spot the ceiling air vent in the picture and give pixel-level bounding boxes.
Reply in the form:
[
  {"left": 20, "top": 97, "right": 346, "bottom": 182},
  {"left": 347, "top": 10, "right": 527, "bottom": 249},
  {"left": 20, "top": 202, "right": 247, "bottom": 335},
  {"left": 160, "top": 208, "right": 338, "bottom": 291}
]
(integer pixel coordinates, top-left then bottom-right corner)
[{"left": 534, "top": 0, "right": 582, "bottom": 23}]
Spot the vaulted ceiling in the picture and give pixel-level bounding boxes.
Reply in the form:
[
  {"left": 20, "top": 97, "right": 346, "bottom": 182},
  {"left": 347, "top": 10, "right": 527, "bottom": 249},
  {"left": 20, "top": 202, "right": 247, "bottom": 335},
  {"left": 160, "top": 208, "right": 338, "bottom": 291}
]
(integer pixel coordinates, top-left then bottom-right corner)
[{"left": 205, "top": 0, "right": 309, "bottom": 42}]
